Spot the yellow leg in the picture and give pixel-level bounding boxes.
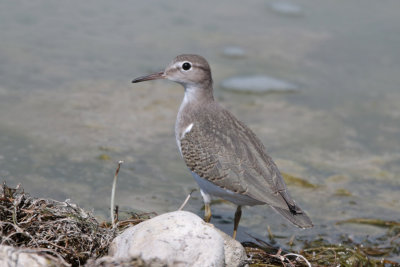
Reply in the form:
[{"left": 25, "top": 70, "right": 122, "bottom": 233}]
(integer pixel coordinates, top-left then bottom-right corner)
[
  {"left": 233, "top": 205, "right": 242, "bottom": 239},
  {"left": 204, "top": 203, "right": 212, "bottom": 223}
]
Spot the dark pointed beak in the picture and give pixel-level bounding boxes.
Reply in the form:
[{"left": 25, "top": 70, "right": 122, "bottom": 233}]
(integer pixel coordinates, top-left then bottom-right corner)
[{"left": 132, "top": 71, "right": 165, "bottom": 83}]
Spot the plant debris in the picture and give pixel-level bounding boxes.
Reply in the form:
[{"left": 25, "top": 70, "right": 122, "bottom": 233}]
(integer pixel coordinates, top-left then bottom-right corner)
[
  {"left": 301, "top": 239, "right": 399, "bottom": 267},
  {"left": 244, "top": 238, "right": 400, "bottom": 267},
  {"left": 0, "top": 182, "right": 114, "bottom": 266}
]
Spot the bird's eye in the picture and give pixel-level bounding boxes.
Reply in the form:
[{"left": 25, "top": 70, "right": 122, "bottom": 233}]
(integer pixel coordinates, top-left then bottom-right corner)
[{"left": 182, "top": 62, "right": 192, "bottom": 71}]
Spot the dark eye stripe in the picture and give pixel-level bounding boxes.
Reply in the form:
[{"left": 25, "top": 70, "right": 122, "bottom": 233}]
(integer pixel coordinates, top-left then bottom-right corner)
[{"left": 195, "top": 65, "right": 209, "bottom": 72}]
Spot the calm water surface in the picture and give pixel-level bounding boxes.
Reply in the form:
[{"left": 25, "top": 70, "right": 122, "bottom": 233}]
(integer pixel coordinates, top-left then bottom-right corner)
[{"left": 0, "top": 0, "right": 399, "bottom": 259}]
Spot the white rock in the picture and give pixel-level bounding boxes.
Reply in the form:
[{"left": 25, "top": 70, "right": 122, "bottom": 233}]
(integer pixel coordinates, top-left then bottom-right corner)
[
  {"left": 109, "top": 211, "right": 248, "bottom": 267},
  {"left": 0, "top": 245, "right": 56, "bottom": 267}
]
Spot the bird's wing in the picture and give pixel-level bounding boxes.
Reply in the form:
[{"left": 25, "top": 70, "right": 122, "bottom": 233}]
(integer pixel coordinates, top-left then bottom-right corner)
[{"left": 180, "top": 108, "right": 313, "bottom": 228}]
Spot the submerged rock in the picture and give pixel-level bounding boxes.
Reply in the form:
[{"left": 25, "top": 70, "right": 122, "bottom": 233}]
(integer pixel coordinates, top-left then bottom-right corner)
[
  {"left": 109, "top": 211, "right": 247, "bottom": 267},
  {"left": 222, "top": 46, "right": 246, "bottom": 58},
  {"left": 221, "top": 75, "right": 298, "bottom": 93},
  {"left": 269, "top": 2, "right": 303, "bottom": 16}
]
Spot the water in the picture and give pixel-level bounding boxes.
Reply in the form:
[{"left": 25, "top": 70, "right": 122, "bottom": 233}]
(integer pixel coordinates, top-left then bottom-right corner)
[{"left": 0, "top": 0, "right": 399, "bottom": 260}]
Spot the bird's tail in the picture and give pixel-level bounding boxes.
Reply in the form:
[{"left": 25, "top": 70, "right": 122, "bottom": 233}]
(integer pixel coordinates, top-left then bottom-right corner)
[{"left": 272, "top": 206, "right": 313, "bottom": 229}]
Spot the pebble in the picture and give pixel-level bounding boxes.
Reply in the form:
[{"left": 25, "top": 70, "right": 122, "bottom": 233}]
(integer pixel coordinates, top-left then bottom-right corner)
[{"left": 0, "top": 245, "right": 58, "bottom": 267}]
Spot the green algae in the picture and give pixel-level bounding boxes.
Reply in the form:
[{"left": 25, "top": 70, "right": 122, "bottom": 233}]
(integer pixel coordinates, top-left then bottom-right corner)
[
  {"left": 97, "top": 154, "right": 111, "bottom": 161},
  {"left": 334, "top": 188, "right": 352, "bottom": 197},
  {"left": 281, "top": 172, "right": 319, "bottom": 189},
  {"left": 336, "top": 218, "right": 400, "bottom": 228}
]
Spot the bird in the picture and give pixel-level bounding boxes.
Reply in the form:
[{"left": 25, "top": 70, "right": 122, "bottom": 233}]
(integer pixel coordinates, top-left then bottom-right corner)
[{"left": 132, "top": 54, "right": 312, "bottom": 239}]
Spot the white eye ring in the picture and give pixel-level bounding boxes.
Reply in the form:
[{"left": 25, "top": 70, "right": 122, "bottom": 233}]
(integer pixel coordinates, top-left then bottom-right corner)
[{"left": 182, "top": 62, "right": 192, "bottom": 71}]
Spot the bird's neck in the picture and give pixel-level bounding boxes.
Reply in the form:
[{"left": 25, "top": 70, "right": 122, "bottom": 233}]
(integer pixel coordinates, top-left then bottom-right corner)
[
  {"left": 175, "top": 84, "right": 214, "bottom": 141},
  {"left": 179, "top": 84, "right": 214, "bottom": 112}
]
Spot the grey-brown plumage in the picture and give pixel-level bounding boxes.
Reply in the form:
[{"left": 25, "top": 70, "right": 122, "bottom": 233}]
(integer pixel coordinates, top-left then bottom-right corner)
[
  {"left": 132, "top": 54, "right": 312, "bottom": 237},
  {"left": 178, "top": 99, "right": 312, "bottom": 228}
]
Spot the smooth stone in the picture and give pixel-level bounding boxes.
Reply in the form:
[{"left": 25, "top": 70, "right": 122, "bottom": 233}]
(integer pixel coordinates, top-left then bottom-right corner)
[
  {"left": 109, "top": 210, "right": 248, "bottom": 267},
  {"left": 269, "top": 2, "right": 303, "bottom": 16},
  {"left": 215, "top": 228, "right": 249, "bottom": 267},
  {"left": 0, "top": 245, "right": 56, "bottom": 267},
  {"left": 221, "top": 75, "right": 298, "bottom": 93},
  {"left": 222, "top": 46, "right": 246, "bottom": 58}
]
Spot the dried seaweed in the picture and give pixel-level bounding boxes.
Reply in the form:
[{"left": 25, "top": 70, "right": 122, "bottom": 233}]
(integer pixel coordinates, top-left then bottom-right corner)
[
  {"left": 243, "top": 233, "right": 400, "bottom": 267},
  {"left": 243, "top": 241, "right": 311, "bottom": 267},
  {"left": 301, "top": 240, "right": 399, "bottom": 267},
  {"left": 0, "top": 182, "right": 115, "bottom": 266}
]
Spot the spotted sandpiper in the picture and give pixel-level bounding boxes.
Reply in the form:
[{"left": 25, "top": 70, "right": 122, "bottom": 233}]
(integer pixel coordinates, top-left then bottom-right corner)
[{"left": 132, "top": 54, "right": 312, "bottom": 239}]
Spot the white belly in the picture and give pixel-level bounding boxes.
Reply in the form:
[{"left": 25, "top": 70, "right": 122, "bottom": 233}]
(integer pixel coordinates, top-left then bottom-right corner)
[{"left": 190, "top": 170, "right": 264, "bottom": 206}]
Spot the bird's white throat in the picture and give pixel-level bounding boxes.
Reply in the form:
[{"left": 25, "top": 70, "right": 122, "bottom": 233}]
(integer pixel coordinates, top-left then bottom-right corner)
[{"left": 175, "top": 85, "right": 198, "bottom": 149}]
